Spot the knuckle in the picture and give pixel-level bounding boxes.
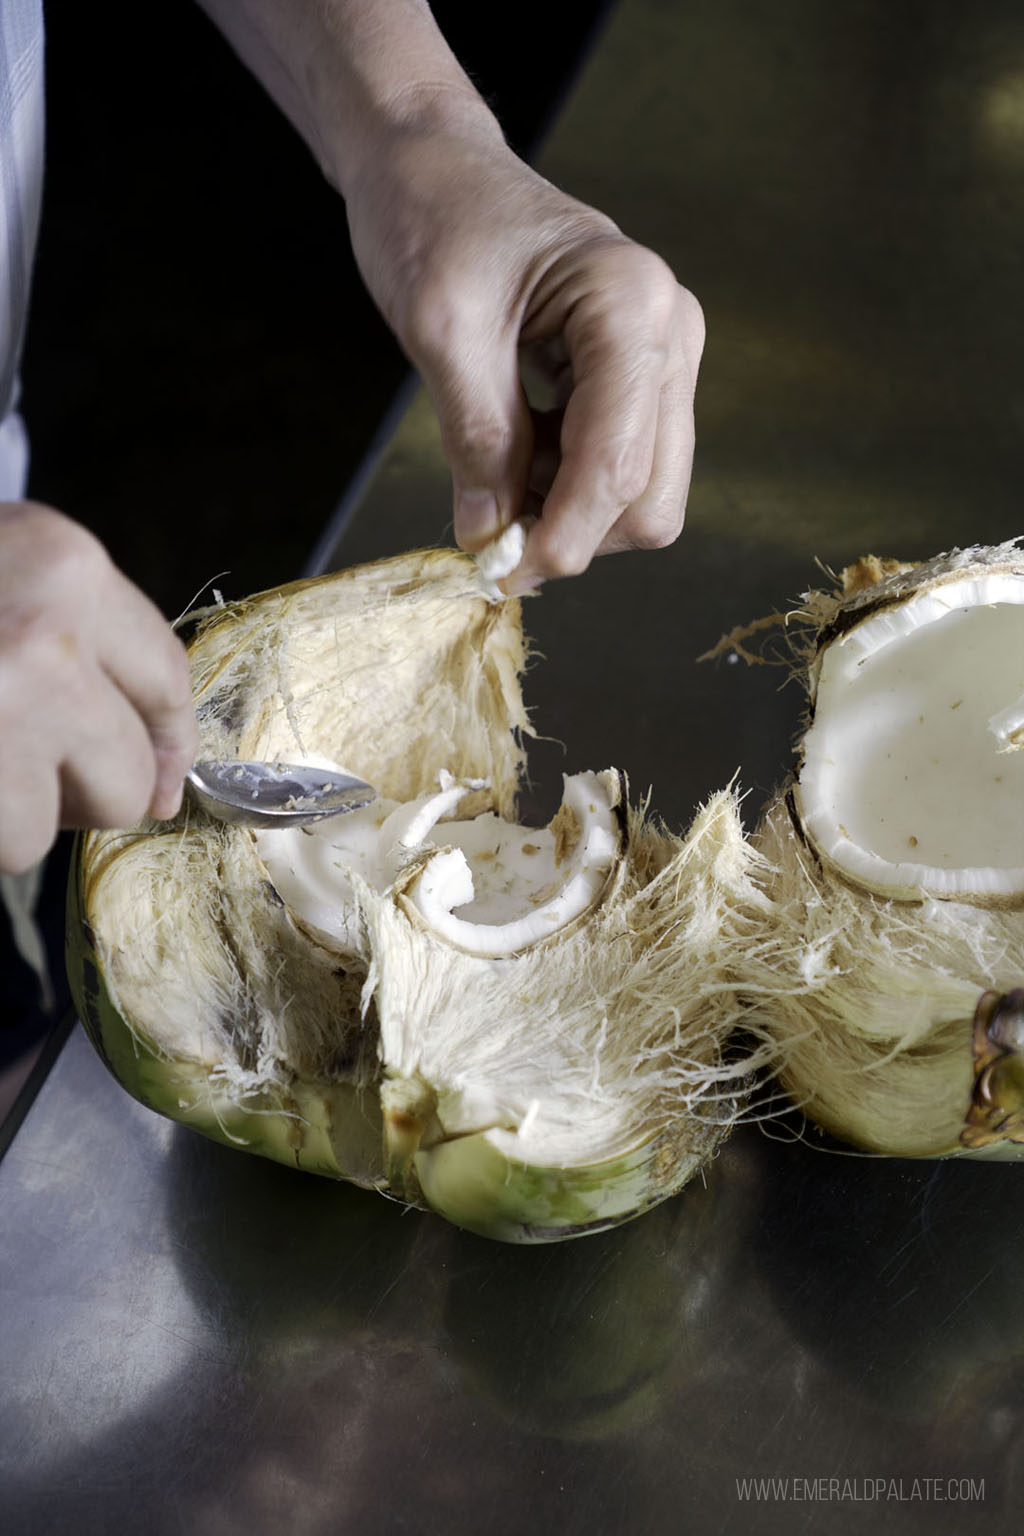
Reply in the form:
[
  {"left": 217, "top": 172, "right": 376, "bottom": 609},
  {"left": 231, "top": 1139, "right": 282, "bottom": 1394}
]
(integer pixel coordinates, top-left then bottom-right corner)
[
  {"left": 637, "top": 246, "right": 679, "bottom": 299},
  {"left": 627, "top": 249, "right": 682, "bottom": 333},
  {"left": 34, "top": 505, "right": 110, "bottom": 586},
  {"left": 576, "top": 435, "right": 651, "bottom": 510},
  {"left": 441, "top": 410, "right": 514, "bottom": 473},
  {"left": 628, "top": 515, "right": 684, "bottom": 553},
  {"left": 2, "top": 502, "right": 111, "bottom": 602},
  {"left": 531, "top": 528, "right": 593, "bottom": 580},
  {"left": 678, "top": 286, "right": 706, "bottom": 354},
  {"left": 616, "top": 491, "right": 687, "bottom": 553},
  {"left": 402, "top": 276, "right": 455, "bottom": 358},
  {"left": 0, "top": 615, "right": 80, "bottom": 696},
  {"left": 401, "top": 271, "right": 488, "bottom": 369},
  {"left": 627, "top": 252, "right": 705, "bottom": 364},
  {"left": 545, "top": 549, "right": 592, "bottom": 580}
]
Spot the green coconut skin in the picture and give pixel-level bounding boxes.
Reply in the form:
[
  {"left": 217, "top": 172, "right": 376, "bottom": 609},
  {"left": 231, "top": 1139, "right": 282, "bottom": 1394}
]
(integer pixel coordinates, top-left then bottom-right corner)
[
  {"left": 67, "top": 834, "right": 729, "bottom": 1242},
  {"left": 66, "top": 839, "right": 385, "bottom": 1186},
  {"left": 62, "top": 552, "right": 759, "bottom": 1242},
  {"left": 411, "top": 1121, "right": 717, "bottom": 1244},
  {"left": 66, "top": 893, "right": 708, "bottom": 1239},
  {"left": 738, "top": 542, "right": 1024, "bottom": 1161}
]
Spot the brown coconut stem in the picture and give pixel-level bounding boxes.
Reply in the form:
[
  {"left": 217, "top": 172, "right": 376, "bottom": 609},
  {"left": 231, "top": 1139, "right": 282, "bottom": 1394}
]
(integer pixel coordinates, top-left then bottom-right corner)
[{"left": 962, "top": 989, "right": 1024, "bottom": 1149}]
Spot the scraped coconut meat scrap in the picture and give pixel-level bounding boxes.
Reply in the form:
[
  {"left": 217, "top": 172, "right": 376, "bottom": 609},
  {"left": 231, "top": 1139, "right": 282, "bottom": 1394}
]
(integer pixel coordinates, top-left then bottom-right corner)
[
  {"left": 256, "top": 768, "right": 621, "bottom": 957},
  {"left": 795, "top": 570, "right": 1024, "bottom": 900}
]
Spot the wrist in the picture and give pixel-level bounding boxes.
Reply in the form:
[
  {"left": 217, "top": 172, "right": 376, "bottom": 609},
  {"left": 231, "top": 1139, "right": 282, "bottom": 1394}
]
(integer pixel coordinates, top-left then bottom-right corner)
[
  {"left": 197, "top": 1, "right": 505, "bottom": 198},
  {"left": 322, "top": 77, "right": 506, "bottom": 201}
]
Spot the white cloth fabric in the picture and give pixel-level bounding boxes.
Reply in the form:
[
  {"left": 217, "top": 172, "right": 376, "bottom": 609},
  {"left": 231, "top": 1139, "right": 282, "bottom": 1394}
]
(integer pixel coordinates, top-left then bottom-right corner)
[
  {"left": 0, "top": 400, "right": 29, "bottom": 499},
  {"left": 0, "top": 0, "right": 44, "bottom": 500},
  {"left": 0, "top": 2, "right": 46, "bottom": 1004}
]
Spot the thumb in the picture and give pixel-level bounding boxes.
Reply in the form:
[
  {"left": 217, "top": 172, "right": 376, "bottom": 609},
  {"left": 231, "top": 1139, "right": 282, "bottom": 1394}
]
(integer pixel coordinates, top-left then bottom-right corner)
[{"left": 421, "top": 334, "right": 534, "bottom": 552}]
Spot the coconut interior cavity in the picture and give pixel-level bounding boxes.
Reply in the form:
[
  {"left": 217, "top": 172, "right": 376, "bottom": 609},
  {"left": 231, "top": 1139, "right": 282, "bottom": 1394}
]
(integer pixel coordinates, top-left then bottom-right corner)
[
  {"left": 256, "top": 768, "right": 620, "bottom": 957},
  {"left": 796, "top": 573, "right": 1024, "bottom": 898}
]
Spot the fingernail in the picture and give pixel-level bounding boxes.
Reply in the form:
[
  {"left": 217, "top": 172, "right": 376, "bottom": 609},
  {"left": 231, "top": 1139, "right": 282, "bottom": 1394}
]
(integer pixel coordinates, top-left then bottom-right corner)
[{"left": 455, "top": 488, "right": 501, "bottom": 547}]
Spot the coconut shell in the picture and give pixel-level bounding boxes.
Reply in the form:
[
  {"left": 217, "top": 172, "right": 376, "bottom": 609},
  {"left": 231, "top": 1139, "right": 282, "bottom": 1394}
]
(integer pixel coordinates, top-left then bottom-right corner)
[
  {"left": 68, "top": 549, "right": 764, "bottom": 1241},
  {"left": 743, "top": 541, "right": 1024, "bottom": 1157}
]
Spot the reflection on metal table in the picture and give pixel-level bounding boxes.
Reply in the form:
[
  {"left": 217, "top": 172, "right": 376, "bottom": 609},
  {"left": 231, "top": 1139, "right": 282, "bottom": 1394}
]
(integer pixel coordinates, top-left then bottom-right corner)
[{"left": 3, "top": 2, "right": 1023, "bottom": 1531}]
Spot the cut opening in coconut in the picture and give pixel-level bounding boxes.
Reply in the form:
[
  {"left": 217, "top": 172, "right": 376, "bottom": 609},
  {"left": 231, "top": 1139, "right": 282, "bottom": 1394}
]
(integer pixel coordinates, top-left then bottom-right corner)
[
  {"left": 744, "top": 543, "right": 1024, "bottom": 1159},
  {"left": 255, "top": 768, "right": 621, "bottom": 959},
  {"left": 68, "top": 548, "right": 766, "bottom": 1241},
  {"left": 795, "top": 568, "right": 1024, "bottom": 902}
]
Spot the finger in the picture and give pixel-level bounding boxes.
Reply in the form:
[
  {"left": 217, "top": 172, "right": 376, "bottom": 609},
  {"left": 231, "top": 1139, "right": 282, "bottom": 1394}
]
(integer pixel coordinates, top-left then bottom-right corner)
[
  {"left": 0, "top": 752, "right": 59, "bottom": 874},
  {"left": 514, "top": 275, "right": 704, "bottom": 584},
  {"left": 517, "top": 330, "right": 664, "bottom": 581},
  {"left": 93, "top": 568, "right": 198, "bottom": 817},
  {"left": 516, "top": 258, "right": 679, "bottom": 580},
  {"left": 3, "top": 643, "right": 176, "bottom": 838},
  {"left": 57, "top": 667, "right": 161, "bottom": 830},
  {"left": 407, "top": 302, "right": 535, "bottom": 550},
  {"left": 594, "top": 364, "right": 696, "bottom": 558},
  {"left": 595, "top": 286, "right": 703, "bottom": 557}
]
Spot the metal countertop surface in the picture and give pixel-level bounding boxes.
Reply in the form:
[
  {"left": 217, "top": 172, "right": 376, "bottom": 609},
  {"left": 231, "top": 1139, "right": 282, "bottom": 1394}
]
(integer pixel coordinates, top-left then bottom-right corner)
[{"left": 3, "top": 2, "right": 1024, "bottom": 1531}]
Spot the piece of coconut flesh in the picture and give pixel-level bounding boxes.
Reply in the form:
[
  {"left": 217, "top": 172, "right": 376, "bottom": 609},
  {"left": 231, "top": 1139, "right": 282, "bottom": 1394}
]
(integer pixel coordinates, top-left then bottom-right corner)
[
  {"left": 256, "top": 767, "right": 620, "bottom": 958},
  {"left": 795, "top": 571, "right": 1024, "bottom": 900}
]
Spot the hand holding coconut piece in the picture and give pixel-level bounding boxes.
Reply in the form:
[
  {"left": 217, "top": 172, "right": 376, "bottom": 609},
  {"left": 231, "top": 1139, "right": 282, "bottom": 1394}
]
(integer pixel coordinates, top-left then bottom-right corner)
[
  {"left": 0, "top": 502, "right": 198, "bottom": 875},
  {"left": 197, "top": 0, "right": 703, "bottom": 593}
]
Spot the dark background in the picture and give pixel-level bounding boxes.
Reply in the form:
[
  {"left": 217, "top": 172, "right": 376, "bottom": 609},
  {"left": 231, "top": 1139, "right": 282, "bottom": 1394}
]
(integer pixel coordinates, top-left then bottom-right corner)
[
  {"left": 2, "top": 0, "right": 610, "bottom": 1077},
  {"left": 20, "top": 0, "right": 611, "bottom": 614}
]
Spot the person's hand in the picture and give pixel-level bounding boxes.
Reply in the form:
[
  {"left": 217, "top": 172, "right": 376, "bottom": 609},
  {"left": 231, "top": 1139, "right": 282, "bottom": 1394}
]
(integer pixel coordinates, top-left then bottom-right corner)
[
  {"left": 344, "top": 118, "right": 705, "bottom": 591},
  {"left": 0, "top": 503, "right": 199, "bottom": 873}
]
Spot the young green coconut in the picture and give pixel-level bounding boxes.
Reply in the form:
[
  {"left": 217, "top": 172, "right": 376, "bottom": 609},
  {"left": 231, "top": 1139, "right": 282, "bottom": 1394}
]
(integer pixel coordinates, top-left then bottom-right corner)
[
  {"left": 68, "top": 547, "right": 769, "bottom": 1242},
  {"left": 737, "top": 540, "right": 1024, "bottom": 1158}
]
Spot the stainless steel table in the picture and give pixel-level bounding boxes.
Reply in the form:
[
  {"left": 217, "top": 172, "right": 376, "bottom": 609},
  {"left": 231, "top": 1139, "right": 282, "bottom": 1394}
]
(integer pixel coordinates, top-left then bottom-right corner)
[{"left": 3, "top": 2, "right": 1023, "bottom": 1530}]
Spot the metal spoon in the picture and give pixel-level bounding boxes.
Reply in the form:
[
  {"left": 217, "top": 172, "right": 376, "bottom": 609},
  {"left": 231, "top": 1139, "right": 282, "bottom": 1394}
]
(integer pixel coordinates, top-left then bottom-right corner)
[{"left": 186, "top": 760, "right": 376, "bottom": 829}]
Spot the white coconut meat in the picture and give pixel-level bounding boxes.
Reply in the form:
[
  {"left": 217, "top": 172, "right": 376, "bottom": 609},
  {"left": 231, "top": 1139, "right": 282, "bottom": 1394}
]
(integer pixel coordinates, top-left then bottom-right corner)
[
  {"left": 70, "top": 546, "right": 768, "bottom": 1240},
  {"left": 256, "top": 766, "right": 765, "bottom": 1199},
  {"left": 473, "top": 517, "right": 528, "bottom": 595},
  {"left": 255, "top": 768, "right": 620, "bottom": 959},
  {"left": 743, "top": 541, "right": 1024, "bottom": 1157},
  {"left": 362, "top": 787, "right": 772, "bottom": 1212},
  {"left": 795, "top": 566, "right": 1024, "bottom": 901}
]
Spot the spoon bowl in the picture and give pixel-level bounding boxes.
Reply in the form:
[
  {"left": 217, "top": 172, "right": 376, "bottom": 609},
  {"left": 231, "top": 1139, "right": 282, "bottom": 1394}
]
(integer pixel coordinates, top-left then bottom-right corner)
[{"left": 186, "top": 761, "right": 376, "bottom": 829}]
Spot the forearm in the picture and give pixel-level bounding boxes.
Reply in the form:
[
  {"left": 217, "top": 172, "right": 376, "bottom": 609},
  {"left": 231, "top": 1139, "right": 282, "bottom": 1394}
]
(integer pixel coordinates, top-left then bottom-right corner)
[
  {"left": 194, "top": 0, "right": 504, "bottom": 195},
  {"left": 196, "top": 1, "right": 704, "bottom": 587}
]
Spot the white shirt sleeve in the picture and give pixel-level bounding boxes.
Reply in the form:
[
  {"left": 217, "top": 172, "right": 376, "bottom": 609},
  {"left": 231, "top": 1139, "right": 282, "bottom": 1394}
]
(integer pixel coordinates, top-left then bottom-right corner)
[{"left": 0, "top": 0, "right": 44, "bottom": 499}]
